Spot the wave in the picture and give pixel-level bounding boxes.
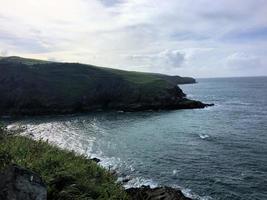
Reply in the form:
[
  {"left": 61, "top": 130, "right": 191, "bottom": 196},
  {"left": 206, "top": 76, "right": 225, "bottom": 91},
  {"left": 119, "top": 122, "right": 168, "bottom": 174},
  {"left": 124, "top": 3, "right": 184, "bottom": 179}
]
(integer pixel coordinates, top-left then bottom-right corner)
[
  {"left": 171, "top": 185, "right": 213, "bottom": 200},
  {"left": 199, "top": 134, "right": 210, "bottom": 139},
  {"left": 123, "top": 177, "right": 158, "bottom": 189},
  {"left": 225, "top": 100, "right": 252, "bottom": 106},
  {"left": 172, "top": 169, "right": 178, "bottom": 176},
  {"left": 186, "top": 94, "right": 195, "bottom": 98},
  {"left": 6, "top": 123, "right": 26, "bottom": 132}
]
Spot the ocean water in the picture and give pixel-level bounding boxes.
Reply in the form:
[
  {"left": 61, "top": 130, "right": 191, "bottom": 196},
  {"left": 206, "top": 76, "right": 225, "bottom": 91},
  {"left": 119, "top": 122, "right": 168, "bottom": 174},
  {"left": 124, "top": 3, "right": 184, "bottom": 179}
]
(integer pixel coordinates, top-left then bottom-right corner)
[{"left": 6, "top": 77, "right": 267, "bottom": 200}]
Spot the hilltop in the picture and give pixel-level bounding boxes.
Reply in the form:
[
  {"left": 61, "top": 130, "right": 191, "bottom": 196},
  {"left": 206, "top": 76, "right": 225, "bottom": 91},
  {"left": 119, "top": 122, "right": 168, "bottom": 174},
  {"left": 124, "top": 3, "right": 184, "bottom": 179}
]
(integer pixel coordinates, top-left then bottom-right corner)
[{"left": 0, "top": 56, "right": 211, "bottom": 116}]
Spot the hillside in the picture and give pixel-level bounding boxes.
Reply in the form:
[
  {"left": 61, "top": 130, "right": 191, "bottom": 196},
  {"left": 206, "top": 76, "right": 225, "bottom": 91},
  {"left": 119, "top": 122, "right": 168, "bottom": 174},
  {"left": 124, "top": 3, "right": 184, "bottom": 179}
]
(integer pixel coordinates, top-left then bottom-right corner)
[
  {"left": 0, "top": 125, "right": 127, "bottom": 199},
  {"left": 0, "top": 56, "right": 211, "bottom": 116}
]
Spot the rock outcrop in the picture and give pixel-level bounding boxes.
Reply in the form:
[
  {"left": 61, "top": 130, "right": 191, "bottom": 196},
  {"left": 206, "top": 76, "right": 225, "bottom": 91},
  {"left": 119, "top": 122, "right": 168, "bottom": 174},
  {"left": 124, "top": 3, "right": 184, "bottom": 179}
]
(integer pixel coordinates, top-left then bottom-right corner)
[
  {"left": 90, "top": 157, "right": 101, "bottom": 163},
  {"left": 126, "top": 185, "right": 192, "bottom": 200},
  {"left": 0, "top": 165, "right": 47, "bottom": 200}
]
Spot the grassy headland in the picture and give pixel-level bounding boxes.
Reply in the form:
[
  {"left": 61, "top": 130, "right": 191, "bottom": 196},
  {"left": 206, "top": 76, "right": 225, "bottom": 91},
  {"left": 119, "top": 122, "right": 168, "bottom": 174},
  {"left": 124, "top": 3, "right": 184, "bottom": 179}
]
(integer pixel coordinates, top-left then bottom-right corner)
[
  {"left": 0, "top": 125, "right": 128, "bottom": 200},
  {"left": 0, "top": 56, "right": 210, "bottom": 116}
]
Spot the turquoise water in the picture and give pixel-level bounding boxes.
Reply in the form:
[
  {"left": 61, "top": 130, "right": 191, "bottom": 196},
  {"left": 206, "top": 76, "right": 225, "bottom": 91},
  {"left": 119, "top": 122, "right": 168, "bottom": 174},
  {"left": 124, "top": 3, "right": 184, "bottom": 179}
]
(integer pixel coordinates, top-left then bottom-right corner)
[{"left": 7, "top": 77, "right": 267, "bottom": 200}]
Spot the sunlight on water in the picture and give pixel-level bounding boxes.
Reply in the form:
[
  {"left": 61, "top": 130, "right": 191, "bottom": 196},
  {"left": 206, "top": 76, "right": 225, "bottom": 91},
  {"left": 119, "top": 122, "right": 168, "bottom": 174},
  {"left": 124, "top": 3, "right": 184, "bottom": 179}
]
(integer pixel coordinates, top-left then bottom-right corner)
[{"left": 6, "top": 77, "right": 267, "bottom": 200}]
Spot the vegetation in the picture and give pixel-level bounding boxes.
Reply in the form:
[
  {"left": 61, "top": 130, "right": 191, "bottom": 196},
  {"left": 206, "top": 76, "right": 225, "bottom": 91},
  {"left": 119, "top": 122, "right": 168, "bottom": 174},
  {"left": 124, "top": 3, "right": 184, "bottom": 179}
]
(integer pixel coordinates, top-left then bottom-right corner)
[
  {"left": 0, "top": 56, "right": 197, "bottom": 115},
  {"left": 0, "top": 124, "right": 128, "bottom": 200},
  {"left": 0, "top": 56, "right": 50, "bottom": 65}
]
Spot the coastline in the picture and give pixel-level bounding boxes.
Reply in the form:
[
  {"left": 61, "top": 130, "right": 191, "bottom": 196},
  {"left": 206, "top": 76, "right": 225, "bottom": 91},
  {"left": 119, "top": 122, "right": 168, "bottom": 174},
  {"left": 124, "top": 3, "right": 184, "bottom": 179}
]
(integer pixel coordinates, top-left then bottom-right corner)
[
  {"left": 0, "top": 97, "right": 214, "bottom": 117},
  {"left": 2, "top": 110, "right": 220, "bottom": 199},
  {"left": 0, "top": 126, "right": 192, "bottom": 200}
]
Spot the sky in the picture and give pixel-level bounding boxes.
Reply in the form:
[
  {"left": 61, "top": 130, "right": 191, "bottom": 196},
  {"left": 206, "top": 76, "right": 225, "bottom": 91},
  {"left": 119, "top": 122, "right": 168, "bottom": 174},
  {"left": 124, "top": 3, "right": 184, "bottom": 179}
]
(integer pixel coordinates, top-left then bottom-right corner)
[{"left": 0, "top": 0, "right": 267, "bottom": 78}]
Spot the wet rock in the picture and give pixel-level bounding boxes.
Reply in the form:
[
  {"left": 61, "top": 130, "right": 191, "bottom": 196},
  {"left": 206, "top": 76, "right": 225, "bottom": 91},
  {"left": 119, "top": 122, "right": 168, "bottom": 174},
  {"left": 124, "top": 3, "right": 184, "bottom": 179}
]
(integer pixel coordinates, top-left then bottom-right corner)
[
  {"left": 90, "top": 157, "right": 101, "bottom": 163},
  {"left": 0, "top": 164, "right": 47, "bottom": 200},
  {"left": 126, "top": 185, "right": 192, "bottom": 200},
  {"left": 122, "top": 177, "right": 131, "bottom": 183},
  {"left": 206, "top": 103, "right": 214, "bottom": 106},
  {"left": 117, "top": 176, "right": 132, "bottom": 184}
]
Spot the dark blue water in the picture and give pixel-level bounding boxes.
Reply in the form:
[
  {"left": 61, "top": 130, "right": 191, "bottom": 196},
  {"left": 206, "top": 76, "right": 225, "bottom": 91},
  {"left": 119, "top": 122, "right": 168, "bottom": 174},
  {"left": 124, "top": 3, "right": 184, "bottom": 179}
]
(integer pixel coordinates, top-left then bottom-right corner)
[{"left": 7, "top": 77, "right": 267, "bottom": 200}]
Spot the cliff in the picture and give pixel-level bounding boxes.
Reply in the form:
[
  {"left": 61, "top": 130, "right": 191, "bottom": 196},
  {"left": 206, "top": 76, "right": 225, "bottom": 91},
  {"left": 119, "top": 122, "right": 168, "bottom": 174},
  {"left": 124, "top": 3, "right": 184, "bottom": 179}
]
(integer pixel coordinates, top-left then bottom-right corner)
[{"left": 0, "top": 56, "right": 211, "bottom": 116}]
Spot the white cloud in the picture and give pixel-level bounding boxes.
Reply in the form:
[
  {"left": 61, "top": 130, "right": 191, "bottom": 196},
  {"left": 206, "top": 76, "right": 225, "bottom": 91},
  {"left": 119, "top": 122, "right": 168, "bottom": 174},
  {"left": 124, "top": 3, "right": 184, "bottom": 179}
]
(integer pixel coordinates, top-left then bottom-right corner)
[
  {"left": 0, "top": 49, "right": 8, "bottom": 56},
  {"left": 0, "top": 0, "right": 266, "bottom": 77},
  {"left": 125, "top": 49, "right": 186, "bottom": 74},
  {"left": 226, "top": 53, "right": 262, "bottom": 69},
  {"left": 158, "top": 50, "right": 185, "bottom": 68}
]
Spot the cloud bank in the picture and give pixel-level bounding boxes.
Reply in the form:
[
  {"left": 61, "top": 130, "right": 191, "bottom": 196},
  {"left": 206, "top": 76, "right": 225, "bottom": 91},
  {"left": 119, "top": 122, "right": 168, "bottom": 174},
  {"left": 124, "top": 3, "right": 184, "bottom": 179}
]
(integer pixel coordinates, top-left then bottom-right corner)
[{"left": 0, "top": 0, "right": 266, "bottom": 77}]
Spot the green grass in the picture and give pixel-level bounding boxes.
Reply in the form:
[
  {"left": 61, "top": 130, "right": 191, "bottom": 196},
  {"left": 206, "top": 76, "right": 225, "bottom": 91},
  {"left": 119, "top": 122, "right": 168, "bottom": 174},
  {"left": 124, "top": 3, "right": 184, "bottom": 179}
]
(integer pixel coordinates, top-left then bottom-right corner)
[
  {"left": 0, "top": 56, "right": 50, "bottom": 65},
  {"left": 1, "top": 56, "right": 171, "bottom": 87},
  {"left": 0, "top": 125, "right": 128, "bottom": 200},
  {"left": 104, "top": 68, "right": 168, "bottom": 85},
  {"left": 0, "top": 56, "right": 162, "bottom": 85}
]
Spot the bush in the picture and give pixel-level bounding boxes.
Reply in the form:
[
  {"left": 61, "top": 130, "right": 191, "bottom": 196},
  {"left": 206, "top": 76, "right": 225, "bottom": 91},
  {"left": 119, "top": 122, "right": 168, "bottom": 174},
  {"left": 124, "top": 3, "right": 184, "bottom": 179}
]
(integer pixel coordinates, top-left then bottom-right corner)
[{"left": 0, "top": 122, "right": 5, "bottom": 134}]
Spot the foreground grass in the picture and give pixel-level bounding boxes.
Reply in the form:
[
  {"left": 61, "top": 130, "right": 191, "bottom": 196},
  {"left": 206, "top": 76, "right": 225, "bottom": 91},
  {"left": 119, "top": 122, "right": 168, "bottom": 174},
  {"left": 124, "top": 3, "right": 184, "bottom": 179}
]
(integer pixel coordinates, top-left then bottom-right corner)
[{"left": 0, "top": 126, "right": 128, "bottom": 200}]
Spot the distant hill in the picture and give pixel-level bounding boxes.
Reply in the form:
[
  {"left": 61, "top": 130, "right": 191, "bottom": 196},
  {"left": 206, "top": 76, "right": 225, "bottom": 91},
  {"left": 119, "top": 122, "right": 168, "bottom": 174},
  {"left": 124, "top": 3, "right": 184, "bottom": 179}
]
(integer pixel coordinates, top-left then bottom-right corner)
[{"left": 0, "top": 56, "right": 210, "bottom": 116}]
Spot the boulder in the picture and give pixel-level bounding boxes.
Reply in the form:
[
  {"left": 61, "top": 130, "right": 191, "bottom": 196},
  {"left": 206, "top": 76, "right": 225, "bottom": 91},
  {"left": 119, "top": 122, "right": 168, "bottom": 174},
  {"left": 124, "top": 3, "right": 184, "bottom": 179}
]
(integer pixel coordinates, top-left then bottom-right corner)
[
  {"left": 0, "top": 164, "right": 47, "bottom": 200},
  {"left": 90, "top": 157, "right": 101, "bottom": 163},
  {"left": 126, "top": 185, "right": 192, "bottom": 200}
]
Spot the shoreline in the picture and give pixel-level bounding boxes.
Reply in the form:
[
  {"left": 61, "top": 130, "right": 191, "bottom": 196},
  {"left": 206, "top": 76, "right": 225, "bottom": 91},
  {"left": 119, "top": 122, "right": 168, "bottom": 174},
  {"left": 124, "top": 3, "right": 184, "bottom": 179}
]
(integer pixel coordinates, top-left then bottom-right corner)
[
  {"left": 0, "top": 99, "right": 214, "bottom": 117},
  {"left": 0, "top": 127, "right": 193, "bottom": 200},
  {"left": 93, "top": 156, "right": 194, "bottom": 200},
  {"left": 3, "top": 120, "right": 211, "bottom": 200}
]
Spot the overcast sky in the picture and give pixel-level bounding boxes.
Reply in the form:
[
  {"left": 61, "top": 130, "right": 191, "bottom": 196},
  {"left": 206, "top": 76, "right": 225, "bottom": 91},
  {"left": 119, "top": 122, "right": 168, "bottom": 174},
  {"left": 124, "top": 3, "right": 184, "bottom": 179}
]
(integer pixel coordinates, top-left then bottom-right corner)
[{"left": 0, "top": 0, "right": 266, "bottom": 77}]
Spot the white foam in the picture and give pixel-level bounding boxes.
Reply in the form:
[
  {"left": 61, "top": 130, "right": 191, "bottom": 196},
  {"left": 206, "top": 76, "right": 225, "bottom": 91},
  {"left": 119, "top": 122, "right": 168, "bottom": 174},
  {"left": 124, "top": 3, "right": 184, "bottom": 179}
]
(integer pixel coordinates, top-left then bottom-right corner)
[
  {"left": 16, "top": 120, "right": 213, "bottom": 200},
  {"left": 172, "top": 184, "right": 213, "bottom": 200},
  {"left": 17, "top": 121, "right": 97, "bottom": 156},
  {"left": 6, "top": 123, "right": 26, "bottom": 132},
  {"left": 187, "top": 94, "right": 194, "bottom": 98},
  {"left": 172, "top": 169, "right": 178, "bottom": 176},
  {"left": 199, "top": 134, "right": 210, "bottom": 139},
  {"left": 225, "top": 100, "right": 252, "bottom": 106},
  {"left": 123, "top": 176, "right": 158, "bottom": 189}
]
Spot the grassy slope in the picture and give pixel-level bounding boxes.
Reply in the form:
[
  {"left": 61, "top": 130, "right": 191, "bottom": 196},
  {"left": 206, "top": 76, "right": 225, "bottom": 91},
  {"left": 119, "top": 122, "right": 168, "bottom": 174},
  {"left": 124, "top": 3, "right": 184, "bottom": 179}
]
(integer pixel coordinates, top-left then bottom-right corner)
[
  {"left": 0, "top": 56, "right": 50, "bottom": 65},
  {"left": 0, "top": 56, "right": 197, "bottom": 115},
  {"left": 0, "top": 56, "right": 193, "bottom": 85},
  {"left": 0, "top": 126, "right": 128, "bottom": 200}
]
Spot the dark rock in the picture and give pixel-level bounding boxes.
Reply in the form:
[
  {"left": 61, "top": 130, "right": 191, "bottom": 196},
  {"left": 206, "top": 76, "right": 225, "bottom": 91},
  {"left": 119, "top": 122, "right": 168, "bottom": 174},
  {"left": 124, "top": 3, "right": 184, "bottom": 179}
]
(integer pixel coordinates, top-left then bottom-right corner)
[
  {"left": 90, "top": 157, "right": 101, "bottom": 163},
  {"left": 122, "top": 177, "right": 131, "bottom": 183},
  {"left": 126, "top": 185, "right": 192, "bottom": 200},
  {"left": 49, "top": 175, "right": 76, "bottom": 191},
  {"left": 205, "top": 103, "right": 215, "bottom": 107},
  {"left": 0, "top": 164, "right": 47, "bottom": 200}
]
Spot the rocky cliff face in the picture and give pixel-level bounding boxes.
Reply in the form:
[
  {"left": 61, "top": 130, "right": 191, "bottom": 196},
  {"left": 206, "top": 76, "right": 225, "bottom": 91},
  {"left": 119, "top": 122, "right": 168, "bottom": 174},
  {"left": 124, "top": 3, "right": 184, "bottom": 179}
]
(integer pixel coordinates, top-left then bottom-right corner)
[
  {"left": 0, "top": 165, "right": 47, "bottom": 200},
  {"left": 0, "top": 56, "right": 212, "bottom": 116},
  {"left": 126, "top": 186, "right": 192, "bottom": 200}
]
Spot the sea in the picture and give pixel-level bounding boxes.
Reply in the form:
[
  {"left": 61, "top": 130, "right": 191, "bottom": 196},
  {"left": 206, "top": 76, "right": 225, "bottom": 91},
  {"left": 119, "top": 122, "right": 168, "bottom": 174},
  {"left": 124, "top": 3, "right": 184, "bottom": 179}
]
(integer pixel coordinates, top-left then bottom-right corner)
[{"left": 5, "top": 77, "right": 267, "bottom": 200}]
